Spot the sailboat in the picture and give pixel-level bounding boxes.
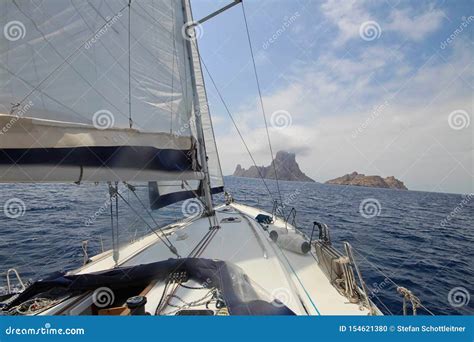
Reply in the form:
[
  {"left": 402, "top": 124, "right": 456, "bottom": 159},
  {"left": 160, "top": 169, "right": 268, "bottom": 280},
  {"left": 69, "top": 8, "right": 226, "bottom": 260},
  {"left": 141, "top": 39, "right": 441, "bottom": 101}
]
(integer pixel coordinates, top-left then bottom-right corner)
[{"left": 0, "top": 0, "right": 422, "bottom": 316}]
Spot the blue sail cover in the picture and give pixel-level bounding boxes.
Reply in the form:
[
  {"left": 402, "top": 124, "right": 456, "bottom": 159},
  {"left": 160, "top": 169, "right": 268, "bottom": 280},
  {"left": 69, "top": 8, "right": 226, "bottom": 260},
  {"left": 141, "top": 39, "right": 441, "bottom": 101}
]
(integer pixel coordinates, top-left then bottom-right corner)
[
  {"left": 0, "top": 146, "right": 195, "bottom": 172},
  {"left": 4, "top": 258, "right": 295, "bottom": 315},
  {"left": 148, "top": 180, "right": 224, "bottom": 209}
]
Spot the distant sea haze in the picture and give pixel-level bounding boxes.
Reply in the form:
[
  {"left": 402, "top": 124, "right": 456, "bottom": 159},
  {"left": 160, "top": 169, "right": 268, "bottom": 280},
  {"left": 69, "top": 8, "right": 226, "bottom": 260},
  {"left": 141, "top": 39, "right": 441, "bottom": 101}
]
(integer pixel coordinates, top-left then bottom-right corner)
[{"left": 0, "top": 177, "right": 472, "bottom": 315}]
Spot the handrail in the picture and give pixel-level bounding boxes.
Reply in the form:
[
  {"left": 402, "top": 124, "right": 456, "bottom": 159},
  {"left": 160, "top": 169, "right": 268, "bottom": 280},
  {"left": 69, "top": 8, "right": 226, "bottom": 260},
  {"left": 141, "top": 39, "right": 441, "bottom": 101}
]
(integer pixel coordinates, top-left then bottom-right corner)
[
  {"left": 312, "top": 221, "right": 331, "bottom": 244},
  {"left": 285, "top": 207, "right": 297, "bottom": 230},
  {"left": 82, "top": 240, "right": 89, "bottom": 265},
  {"left": 312, "top": 221, "right": 426, "bottom": 315},
  {"left": 344, "top": 242, "right": 376, "bottom": 315},
  {"left": 6, "top": 268, "right": 26, "bottom": 294},
  {"left": 309, "top": 222, "right": 317, "bottom": 245},
  {"left": 271, "top": 200, "right": 278, "bottom": 220}
]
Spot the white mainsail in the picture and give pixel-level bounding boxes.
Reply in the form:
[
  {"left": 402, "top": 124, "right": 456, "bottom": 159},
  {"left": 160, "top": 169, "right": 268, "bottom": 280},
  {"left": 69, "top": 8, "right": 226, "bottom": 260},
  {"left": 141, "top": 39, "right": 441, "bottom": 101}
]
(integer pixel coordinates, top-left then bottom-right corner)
[
  {"left": 186, "top": 0, "right": 224, "bottom": 194},
  {"left": 0, "top": 0, "right": 222, "bottom": 189},
  {"left": 149, "top": 0, "right": 224, "bottom": 209}
]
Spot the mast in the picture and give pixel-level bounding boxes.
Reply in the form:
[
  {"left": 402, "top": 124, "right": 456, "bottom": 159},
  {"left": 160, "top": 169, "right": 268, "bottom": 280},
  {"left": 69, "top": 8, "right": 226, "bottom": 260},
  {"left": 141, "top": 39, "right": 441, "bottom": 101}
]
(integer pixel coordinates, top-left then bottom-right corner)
[{"left": 182, "top": 0, "right": 214, "bottom": 215}]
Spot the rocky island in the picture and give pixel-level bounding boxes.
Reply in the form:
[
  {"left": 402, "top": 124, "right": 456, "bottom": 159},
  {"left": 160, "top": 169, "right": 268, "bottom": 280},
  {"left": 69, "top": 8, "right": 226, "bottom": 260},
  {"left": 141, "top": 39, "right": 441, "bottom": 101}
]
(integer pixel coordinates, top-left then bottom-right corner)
[
  {"left": 325, "top": 172, "right": 407, "bottom": 190},
  {"left": 233, "top": 151, "right": 314, "bottom": 182}
]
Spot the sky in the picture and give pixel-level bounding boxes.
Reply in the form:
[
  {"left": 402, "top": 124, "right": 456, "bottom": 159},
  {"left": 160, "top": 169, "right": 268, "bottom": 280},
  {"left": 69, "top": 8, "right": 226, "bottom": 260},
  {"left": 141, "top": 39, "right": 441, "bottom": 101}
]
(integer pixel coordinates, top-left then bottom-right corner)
[{"left": 191, "top": 0, "right": 473, "bottom": 194}]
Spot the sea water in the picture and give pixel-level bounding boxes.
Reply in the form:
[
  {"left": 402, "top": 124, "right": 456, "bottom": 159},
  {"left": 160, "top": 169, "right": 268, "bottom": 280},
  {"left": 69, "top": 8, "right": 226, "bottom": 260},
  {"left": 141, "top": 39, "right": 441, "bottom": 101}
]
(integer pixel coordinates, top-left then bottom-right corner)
[{"left": 0, "top": 177, "right": 472, "bottom": 315}]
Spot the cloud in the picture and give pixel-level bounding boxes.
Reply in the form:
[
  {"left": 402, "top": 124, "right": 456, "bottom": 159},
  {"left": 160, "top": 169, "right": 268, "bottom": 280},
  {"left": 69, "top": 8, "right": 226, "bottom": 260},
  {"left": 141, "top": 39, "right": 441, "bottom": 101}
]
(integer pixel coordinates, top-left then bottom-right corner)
[
  {"left": 321, "top": 0, "right": 372, "bottom": 45},
  {"left": 386, "top": 8, "right": 445, "bottom": 41},
  {"left": 320, "top": 0, "right": 445, "bottom": 45},
  {"left": 215, "top": 40, "right": 473, "bottom": 194}
]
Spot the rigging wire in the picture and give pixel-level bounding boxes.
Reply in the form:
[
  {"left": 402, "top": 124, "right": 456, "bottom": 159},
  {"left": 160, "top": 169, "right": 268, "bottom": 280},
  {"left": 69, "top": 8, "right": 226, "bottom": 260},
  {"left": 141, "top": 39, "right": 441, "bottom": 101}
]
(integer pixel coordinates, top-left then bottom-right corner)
[
  {"left": 371, "top": 292, "right": 394, "bottom": 315},
  {"left": 114, "top": 181, "right": 119, "bottom": 255},
  {"left": 128, "top": 1, "right": 190, "bottom": 122},
  {"left": 241, "top": 1, "right": 283, "bottom": 207},
  {"left": 191, "top": 40, "right": 275, "bottom": 201},
  {"left": 170, "top": 0, "right": 176, "bottom": 133},
  {"left": 123, "top": 182, "right": 175, "bottom": 248},
  {"left": 12, "top": 2, "right": 130, "bottom": 115},
  {"left": 113, "top": 188, "right": 180, "bottom": 258},
  {"left": 128, "top": 0, "right": 133, "bottom": 128},
  {"left": 182, "top": 180, "right": 207, "bottom": 207},
  {"left": 181, "top": 180, "right": 220, "bottom": 228},
  {"left": 155, "top": 279, "right": 171, "bottom": 315},
  {"left": 352, "top": 247, "right": 435, "bottom": 316},
  {"left": 108, "top": 182, "right": 120, "bottom": 266},
  {"left": 109, "top": 183, "right": 116, "bottom": 257}
]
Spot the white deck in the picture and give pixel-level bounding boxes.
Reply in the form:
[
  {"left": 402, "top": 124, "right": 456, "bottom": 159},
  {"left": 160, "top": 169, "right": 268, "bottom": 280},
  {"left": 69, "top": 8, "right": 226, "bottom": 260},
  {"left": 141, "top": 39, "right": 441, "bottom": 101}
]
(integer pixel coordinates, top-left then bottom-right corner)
[{"left": 51, "top": 202, "right": 372, "bottom": 316}]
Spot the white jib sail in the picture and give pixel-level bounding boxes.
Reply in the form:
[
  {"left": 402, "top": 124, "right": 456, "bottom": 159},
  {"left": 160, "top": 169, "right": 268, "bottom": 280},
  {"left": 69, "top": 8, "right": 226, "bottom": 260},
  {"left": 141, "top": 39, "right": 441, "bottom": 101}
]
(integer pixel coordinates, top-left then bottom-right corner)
[{"left": 148, "top": 0, "right": 224, "bottom": 209}]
